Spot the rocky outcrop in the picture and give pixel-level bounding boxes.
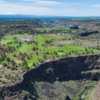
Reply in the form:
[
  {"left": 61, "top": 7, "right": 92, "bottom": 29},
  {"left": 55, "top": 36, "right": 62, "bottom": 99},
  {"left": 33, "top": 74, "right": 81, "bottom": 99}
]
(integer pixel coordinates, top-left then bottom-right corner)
[{"left": 0, "top": 54, "right": 100, "bottom": 100}]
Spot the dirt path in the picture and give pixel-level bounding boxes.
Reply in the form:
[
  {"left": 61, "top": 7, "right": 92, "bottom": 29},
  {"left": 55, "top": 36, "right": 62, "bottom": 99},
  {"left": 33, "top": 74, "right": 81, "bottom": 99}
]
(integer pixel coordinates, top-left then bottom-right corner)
[{"left": 92, "top": 82, "right": 100, "bottom": 100}]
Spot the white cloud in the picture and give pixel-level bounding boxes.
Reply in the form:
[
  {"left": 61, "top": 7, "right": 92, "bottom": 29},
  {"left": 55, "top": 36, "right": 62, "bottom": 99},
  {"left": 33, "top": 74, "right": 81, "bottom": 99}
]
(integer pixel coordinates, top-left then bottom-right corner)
[
  {"left": 0, "top": 0, "right": 63, "bottom": 16},
  {"left": 0, "top": 0, "right": 100, "bottom": 16},
  {"left": 91, "top": 4, "right": 100, "bottom": 8},
  {"left": 0, "top": 2, "right": 57, "bottom": 15}
]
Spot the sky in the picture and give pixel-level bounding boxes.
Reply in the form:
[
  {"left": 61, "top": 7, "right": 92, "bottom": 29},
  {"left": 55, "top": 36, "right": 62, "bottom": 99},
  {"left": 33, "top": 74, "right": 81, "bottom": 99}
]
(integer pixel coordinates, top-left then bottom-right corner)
[{"left": 0, "top": 0, "right": 100, "bottom": 16}]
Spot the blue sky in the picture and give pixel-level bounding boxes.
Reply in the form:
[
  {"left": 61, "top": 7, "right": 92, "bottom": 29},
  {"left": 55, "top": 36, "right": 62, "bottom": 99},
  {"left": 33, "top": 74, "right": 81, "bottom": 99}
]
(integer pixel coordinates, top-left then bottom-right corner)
[{"left": 0, "top": 0, "right": 100, "bottom": 16}]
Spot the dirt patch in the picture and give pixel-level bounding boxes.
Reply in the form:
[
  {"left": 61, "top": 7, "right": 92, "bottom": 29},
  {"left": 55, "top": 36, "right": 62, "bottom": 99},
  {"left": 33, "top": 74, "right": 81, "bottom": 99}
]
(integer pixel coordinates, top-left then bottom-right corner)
[
  {"left": 0, "top": 64, "right": 25, "bottom": 86},
  {"left": 92, "top": 81, "right": 100, "bottom": 100}
]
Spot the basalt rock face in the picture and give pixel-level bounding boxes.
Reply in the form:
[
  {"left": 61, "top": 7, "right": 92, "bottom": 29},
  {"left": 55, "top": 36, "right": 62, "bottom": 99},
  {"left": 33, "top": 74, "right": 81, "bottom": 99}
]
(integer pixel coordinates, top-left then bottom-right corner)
[{"left": 0, "top": 55, "right": 100, "bottom": 100}]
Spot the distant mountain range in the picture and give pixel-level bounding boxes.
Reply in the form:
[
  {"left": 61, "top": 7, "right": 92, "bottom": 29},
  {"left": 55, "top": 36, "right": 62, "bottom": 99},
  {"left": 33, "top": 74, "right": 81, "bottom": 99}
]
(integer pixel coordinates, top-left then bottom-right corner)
[{"left": 0, "top": 15, "right": 100, "bottom": 21}]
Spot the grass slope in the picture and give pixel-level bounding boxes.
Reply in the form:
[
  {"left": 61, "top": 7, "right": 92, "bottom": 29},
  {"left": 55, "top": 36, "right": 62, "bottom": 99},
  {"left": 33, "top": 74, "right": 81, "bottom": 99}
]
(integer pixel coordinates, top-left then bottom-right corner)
[{"left": 0, "top": 34, "right": 100, "bottom": 69}]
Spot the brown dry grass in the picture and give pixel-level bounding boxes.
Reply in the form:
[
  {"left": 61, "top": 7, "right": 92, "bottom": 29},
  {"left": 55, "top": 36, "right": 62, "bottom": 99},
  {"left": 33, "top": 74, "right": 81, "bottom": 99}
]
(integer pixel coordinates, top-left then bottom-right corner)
[{"left": 92, "top": 81, "right": 100, "bottom": 100}]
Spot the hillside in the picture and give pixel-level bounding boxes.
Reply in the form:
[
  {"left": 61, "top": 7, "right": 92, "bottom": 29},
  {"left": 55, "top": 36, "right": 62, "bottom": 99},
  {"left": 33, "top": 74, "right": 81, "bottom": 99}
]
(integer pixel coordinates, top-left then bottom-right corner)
[
  {"left": 0, "top": 18, "right": 100, "bottom": 100},
  {"left": 0, "top": 55, "right": 100, "bottom": 100}
]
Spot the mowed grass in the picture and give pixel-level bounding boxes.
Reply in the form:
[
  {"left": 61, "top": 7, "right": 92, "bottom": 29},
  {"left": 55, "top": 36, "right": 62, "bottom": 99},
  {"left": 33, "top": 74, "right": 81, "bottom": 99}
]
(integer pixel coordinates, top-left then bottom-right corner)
[{"left": 0, "top": 34, "right": 100, "bottom": 69}]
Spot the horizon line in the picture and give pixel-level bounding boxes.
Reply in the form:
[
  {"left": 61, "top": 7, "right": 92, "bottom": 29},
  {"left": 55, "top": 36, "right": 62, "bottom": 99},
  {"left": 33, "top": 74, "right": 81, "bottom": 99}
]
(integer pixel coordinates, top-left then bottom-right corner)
[{"left": 0, "top": 15, "right": 100, "bottom": 17}]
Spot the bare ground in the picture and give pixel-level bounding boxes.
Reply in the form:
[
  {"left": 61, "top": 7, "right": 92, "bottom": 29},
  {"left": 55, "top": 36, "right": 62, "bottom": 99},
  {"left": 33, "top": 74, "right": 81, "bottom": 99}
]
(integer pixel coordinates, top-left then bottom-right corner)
[{"left": 92, "top": 81, "right": 100, "bottom": 100}]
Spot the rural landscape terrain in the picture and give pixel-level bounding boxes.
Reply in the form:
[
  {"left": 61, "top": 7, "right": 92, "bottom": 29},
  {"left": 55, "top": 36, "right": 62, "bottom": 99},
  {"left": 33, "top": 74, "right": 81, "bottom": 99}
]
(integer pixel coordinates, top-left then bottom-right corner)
[{"left": 0, "top": 16, "right": 100, "bottom": 100}]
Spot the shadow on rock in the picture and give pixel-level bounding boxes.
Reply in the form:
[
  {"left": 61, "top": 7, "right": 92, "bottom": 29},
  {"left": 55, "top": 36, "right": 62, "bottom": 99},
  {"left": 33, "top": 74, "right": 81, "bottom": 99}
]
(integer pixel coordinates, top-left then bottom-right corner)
[{"left": 23, "top": 55, "right": 100, "bottom": 82}]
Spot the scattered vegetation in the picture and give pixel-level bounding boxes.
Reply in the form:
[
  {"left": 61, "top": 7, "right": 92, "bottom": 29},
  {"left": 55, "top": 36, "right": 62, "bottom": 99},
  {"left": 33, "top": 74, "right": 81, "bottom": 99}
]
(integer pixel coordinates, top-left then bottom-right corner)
[
  {"left": 0, "top": 17, "right": 100, "bottom": 100},
  {"left": 0, "top": 34, "right": 100, "bottom": 69}
]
